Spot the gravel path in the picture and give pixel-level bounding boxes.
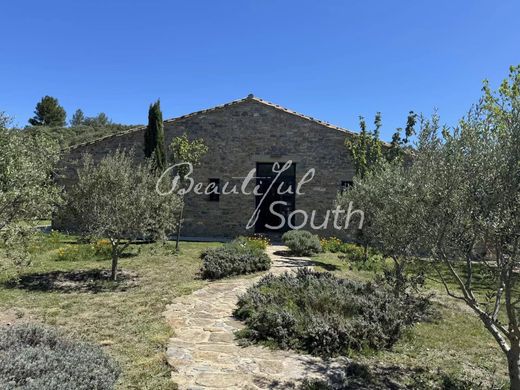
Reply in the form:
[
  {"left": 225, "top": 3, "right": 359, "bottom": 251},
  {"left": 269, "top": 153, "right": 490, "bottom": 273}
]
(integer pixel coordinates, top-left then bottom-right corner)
[{"left": 163, "top": 245, "right": 344, "bottom": 389}]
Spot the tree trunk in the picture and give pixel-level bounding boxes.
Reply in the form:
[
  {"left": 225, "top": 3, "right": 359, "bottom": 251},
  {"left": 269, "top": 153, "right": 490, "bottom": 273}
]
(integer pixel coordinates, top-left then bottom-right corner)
[
  {"left": 175, "top": 203, "right": 184, "bottom": 251},
  {"left": 111, "top": 245, "right": 119, "bottom": 281},
  {"left": 392, "top": 258, "right": 404, "bottom": 297},
  {"left": 508, "top": 345, "right": 520, "bottom": 390}
]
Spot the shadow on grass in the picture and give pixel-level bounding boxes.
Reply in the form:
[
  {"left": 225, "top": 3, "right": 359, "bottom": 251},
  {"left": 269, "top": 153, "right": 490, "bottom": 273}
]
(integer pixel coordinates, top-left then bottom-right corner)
[
  {"left": 4, "top": 269, "right": 139, "bottom": 293},
  {"left": 272, "top": 250, "right": 340, "bottom": 272},
  {"left": 308, "top": 260, "right": 340, "bottom": 272},
  {"left": 261, "top": 361, "right": 480, "bottom": 390}
]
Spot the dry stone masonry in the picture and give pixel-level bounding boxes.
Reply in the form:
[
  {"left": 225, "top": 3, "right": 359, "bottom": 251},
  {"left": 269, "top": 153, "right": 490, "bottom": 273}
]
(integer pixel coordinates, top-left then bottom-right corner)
[{"left": 57, "top": 96, "right": 359, "bottom": 239}]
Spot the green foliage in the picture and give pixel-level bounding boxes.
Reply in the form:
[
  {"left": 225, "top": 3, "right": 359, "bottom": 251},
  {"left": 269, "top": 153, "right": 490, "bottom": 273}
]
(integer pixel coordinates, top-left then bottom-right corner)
[
  {"left": 319, "top": 237, "right": 343, "bottom": 253},
  {"left": 232, "top": 235, "right": 269, "bottom": 251},
  {"left": 407, "top": 66, "right": 520, "bottom": 384},
  {"left": 145, "top": 100, "right": 166, "bottom": 172},
  {"left": 0, "top": 323, "right": 120, "bottom": 389},
  {"left": 338, "top": 243, "right": 366, "bottom": 262},
  {"left": 169, "top": 133, "right": 209, "bottom": 180},
  {"left": 200, "top": 241, "right": 271, "bottom": 279},
  {"left": 282, "top": 230, "right": 322, "bottom": 256},
  {"left": 70, "top": 109, "right": 114, "bottom": 131},
  {"left": 53, "top": 239, "right": 112, "bottom": 262},
  {"left": 347, "top": 111, "right": 416, "bottom": 176},
  {"left": 0, "top": 117, "right": 61, "bottom": 269},
  {"left": 25, "top": 122, "right": 137, "bottom": 149},
  {"left": 346, "top": 113, "right": 386, "bottom": 178},
  {"left": 340, "top": 65, "right": 520, "bottom": 385},
  {"left": 70, "top": 109, "right": 85, "bottom": 126},
  {"left": 234, "top": 269, "right": 431, "bottom": 357},
  {"left": 348, "top": 253, "right": 385, "bottom": 273},
  {"left": 321, "top": 238, "right": 384, "bottom": 272},
  {"left": 58, "top": 150, "right": 181, "bottom": 280},
  {"left": 337, "top": 160, "right": 423, "bottom": 296},
  {"left": 28, "top": 95, "right": 66, "bottom": 127},
  {"left": 83, "top": 112, "right": 111, "bottom": 127},
  {"left": 168, "top": 133, "right": 208, "bottom": 250},
  {"left": 388, "top": 111, "right": 417, "bottom": 162},
  {"left": 323, "top": 240, "right": 365, "bottom": 261}
]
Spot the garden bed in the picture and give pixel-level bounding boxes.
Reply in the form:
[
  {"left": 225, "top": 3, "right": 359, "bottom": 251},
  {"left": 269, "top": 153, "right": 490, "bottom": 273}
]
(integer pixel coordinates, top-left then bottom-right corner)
[{"left": 234, "top": 268, "right": 431, "bottom": 357}]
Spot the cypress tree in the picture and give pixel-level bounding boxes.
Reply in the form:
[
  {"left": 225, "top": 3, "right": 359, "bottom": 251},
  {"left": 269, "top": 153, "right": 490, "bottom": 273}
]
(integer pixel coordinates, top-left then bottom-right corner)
[{"left": 145, "top": 100, "right": 166, "bottom": 171}]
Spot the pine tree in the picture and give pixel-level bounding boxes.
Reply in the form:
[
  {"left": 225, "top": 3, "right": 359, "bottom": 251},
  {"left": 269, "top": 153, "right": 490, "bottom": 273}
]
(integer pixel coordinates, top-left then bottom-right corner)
[
  {"left": 144, "top": 100, "right": 166, "bottom": 172},
  {"left": 70, "top": 109, "right": 85, "bottom": 126},
  {"left": 28, "top": 96, "right": 67, "bottom": 127}
]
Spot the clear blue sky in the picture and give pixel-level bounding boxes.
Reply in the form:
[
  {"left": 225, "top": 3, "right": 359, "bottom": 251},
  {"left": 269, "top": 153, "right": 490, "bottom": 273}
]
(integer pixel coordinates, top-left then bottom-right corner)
[{"left": 1, "top": 0, "right": 519, "bottom": 140}]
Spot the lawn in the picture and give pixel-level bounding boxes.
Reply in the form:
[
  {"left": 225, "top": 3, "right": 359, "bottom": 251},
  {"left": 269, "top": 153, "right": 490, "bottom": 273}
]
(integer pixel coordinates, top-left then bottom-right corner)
[
  {"left": 311, "top": 252, "right": 509, "bottom": 388},
  {"left": 0, "top": 231, "right": 219, "bottom": 390},
  {"left": 0, "top": 233, "right": 510, "bottom": 389}
]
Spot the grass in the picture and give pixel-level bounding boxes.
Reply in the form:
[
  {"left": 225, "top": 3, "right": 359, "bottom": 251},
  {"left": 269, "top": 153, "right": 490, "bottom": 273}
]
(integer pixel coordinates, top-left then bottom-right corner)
[
  {"left": 0, "top": 232, "right": 511, "bottom": 389},
  {"left": 311, "top": 252, "right": 509, "bottom": 388},
  {"left": 0, "top": 231, "right": 220, "bottom": 390}
]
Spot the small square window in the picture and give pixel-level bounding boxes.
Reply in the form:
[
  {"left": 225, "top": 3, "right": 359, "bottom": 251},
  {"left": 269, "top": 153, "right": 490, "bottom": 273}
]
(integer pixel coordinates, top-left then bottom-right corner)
[
  {"left": 340, "top": 180, "right": 353, "bottom": 193},
  {"left": 208, "top": 178, "right": 220, "bottom": 202}
]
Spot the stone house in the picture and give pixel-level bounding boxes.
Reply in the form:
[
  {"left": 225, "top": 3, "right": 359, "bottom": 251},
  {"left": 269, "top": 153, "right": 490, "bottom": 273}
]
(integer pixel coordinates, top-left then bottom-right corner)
[{"left": 57, "top": 95, "right": 366, "bottom": 239}]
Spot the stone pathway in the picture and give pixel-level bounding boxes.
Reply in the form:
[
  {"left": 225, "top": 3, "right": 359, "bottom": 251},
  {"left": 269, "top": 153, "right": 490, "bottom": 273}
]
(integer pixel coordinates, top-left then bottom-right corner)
[{"left": 163, "top": 245, "right": 345, "bottom": 389}]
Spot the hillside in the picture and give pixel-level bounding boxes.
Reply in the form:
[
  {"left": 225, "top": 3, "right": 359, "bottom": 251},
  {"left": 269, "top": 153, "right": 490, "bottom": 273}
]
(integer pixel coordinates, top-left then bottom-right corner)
[{"left": 24, "top": 123, "right": 142, "bottom": 149}]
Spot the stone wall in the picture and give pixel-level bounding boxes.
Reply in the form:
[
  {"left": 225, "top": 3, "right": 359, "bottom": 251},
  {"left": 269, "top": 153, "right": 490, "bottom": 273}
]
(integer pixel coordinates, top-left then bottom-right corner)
[{"left": 56, "top": 98, "right": 357, "bottom": 239}]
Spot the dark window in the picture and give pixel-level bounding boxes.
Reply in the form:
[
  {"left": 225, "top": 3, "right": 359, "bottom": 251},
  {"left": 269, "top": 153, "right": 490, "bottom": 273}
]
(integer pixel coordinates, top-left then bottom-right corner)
[
  {"left": 257, "top": 162, "right": 296, "bottom": 178},
  {"left": 208, "top": 178, "right": 220, "bottom": 201},
  {"left": 340, "top": 180, "right": 353, "bottom": 193}
]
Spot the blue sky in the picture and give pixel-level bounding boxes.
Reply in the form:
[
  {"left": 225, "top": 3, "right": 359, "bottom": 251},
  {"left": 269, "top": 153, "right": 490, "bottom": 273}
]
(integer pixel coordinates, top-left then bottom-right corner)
[{"left": 1, "top": 0, "right": 519, "bottom": 140}]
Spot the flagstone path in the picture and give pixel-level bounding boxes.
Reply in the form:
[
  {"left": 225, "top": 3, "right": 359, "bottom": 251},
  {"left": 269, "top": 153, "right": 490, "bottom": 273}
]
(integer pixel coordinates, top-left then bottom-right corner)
[{"left": 163, "top": 245, "right": 346, "bottom": 389}]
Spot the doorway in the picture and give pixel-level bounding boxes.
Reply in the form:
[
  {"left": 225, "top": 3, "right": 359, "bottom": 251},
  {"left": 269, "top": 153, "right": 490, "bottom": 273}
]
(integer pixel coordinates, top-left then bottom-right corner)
[{"left": 255, "top": 162, "right": 296, "bottom": 233}]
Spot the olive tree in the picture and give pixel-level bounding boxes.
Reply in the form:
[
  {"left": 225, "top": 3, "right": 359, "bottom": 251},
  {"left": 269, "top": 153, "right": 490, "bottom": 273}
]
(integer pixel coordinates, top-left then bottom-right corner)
[
  {"left": 340, "top": 66, "right": 520, "bottom": 388},
  {"left": 345, "top": 112, "right": 417, "bottom": 262},
  {"left": 0, "top": 112, "right": 61, "bottom": 268},
  {"left": 410, "top": 68, "right": 520, "bottom": 389},
  {"left": 337, "top": 161, "right": 425, "bottom": 296},
  {"left": 61, "top": 150, "right": 181, "bottom": 280}
]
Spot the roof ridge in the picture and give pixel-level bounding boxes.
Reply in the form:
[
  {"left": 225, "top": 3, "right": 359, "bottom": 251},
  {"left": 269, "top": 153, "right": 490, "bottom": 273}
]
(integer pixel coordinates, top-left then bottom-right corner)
[
  {"left": 65, "top": 96, "right": 250, "bottom": 151},
  {"left": 248, "top": 96, "right": 359, "bottom": 137},
  {"left": 66, "top": 95, "right": 384, "bottom": 151}
]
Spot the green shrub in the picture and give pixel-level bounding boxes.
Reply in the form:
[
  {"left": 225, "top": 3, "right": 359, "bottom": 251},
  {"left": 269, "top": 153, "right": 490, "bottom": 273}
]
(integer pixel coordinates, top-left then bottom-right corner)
[
  {"left": 200, "top": 243, "right": 271, "bottom": 280},
  {"left": 282, "top": 230, "right": 321, "bottom": 256},
  {"left": 347, "top": 253, "right": 385, "bottom": 273},
  {"left": 53, "top": 245, "right": 95, "bottom": 262},
  {"left": 52, "top": 239, "right": 112, "bottom": 262},
  {"left": 319, "top": 238, "right": 365, "bottom": 260},
  {"left": 338, "top": 243, "right": 365, "bottom": 261},
  {"left": 324, "top": 241, "right": 384, "bottom": 272},
  {"left": 234, "top": 269, "right": 431, "bottom": 357},
  {"left": 0, "top": 324, "right": 120, "bottom": 389},
  {"left": 319, "top": 237, "right": 343, "bottom": 253},
  {"left": 93, "top": 239, "right": 112, "bottom": 258}
]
